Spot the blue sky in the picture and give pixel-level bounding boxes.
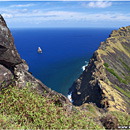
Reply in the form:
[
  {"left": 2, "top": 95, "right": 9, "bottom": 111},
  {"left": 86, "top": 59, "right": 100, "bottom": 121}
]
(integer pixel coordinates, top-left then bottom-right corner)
[{"left": 0, "top": 1, "right": 130, "bottom": 28}]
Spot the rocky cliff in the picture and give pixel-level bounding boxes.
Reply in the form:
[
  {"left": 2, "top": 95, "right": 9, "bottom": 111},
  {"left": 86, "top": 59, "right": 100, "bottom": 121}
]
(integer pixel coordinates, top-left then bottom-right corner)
[
  {"left": 70, "top": 26, "right": 130, "bottom": 113},
  {"left": 1, "top": 13, "right": 130, "bottom": 114},
  {"left": 0, "top": 15, "right": 72, "bottom": 110}
]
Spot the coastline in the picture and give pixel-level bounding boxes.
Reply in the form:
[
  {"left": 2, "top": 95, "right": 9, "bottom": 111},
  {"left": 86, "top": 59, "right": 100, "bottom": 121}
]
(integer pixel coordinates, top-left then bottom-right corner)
[{"left": 67, "top": 61, "right": 89, "bottom": 103}]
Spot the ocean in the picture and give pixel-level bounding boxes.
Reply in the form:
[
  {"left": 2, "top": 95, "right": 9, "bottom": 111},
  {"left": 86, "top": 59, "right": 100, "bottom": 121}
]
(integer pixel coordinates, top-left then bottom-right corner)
[{"left": 10, "top": 28, "right": 116, "bottom": 97}]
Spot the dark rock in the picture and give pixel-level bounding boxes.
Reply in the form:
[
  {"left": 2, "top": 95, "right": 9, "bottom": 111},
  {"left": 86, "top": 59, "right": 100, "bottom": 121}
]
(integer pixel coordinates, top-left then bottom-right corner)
[
  {"left": 0, "top": 15, "right": 22, "bottom": 67},
  {"left": 100, "top": 113, "right": 118, "bottom": 129},
  {"left": 70, "top": 25, "right": 130, "bottom": 113},
  {"left": 0, "top": 14, "right": 72, "bottom": 110},
  {"left": 70, "top": 51, "right": 105, "bottom": 107},
  {"left": 0, "top": 64, "right": 13, "bottom": 89}
]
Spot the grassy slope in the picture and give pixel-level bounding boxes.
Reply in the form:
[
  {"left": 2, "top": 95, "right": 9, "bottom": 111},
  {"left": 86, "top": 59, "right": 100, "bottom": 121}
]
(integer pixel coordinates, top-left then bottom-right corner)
[
  {"left": 96, "top": 26, "right": 130, "bottom": 112},
  {"left": 0, "top": 85, "right": 130, "bottom": 129}
]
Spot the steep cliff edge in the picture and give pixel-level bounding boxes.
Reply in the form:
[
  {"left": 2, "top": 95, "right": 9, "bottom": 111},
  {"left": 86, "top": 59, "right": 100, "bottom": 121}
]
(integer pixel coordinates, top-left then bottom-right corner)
[
  {"left": 0, "top": 15, "right": 72, "bottom": 109},
  {"left": 70, "top": 26, "right": 130, "bottom": 113}
]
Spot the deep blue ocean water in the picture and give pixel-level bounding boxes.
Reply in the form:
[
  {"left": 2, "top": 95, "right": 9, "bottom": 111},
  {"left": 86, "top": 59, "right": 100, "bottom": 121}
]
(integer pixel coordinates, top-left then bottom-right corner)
[{"left": 10, "top": 28, "right": 116, "bottom": 96}]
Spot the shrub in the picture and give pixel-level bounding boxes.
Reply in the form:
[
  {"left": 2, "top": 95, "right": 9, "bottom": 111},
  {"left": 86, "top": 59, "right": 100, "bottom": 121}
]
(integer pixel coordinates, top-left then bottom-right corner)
[
  {"left": 119, "top": 58, "right": 130, "bottom": 72},
  {"left": 104, "top": 63, "right": 109, "bottom": 68},
  {"left": 100, "top": 113, "right": 118, "bottom": 129},
  {"left": 104, "top": 63, "right": 128, "bottom": 85},
  {"left": 0, "top": 85, "right": 103, "bottom": 129},
  {"left": 114, "top": 85, "right": 130, "bottom": 98}
]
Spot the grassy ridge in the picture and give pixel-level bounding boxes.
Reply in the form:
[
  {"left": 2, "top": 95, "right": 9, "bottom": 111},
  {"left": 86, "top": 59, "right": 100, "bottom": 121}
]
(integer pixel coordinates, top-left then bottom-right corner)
[
  {"left": 119, "top": 58, "right": 130, "bottom": 72},
  {"left": 104, "top": 63, "right": 128, "bottom": 85},
  {"left": 114, "top": 85, "right": 130, "bottom": 99},
  {"left": 0, "top": 84, "right": 103, "bottom": 129},
  {"left": 0, "top": 84, "right": 130, "bottom": 129}
]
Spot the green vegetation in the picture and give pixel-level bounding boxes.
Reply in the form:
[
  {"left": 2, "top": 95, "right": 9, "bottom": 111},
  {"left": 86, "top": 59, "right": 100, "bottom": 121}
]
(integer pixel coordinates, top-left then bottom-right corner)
[
  {"left": 0, "top": 84, "right": 103, "bottom": 129},
  {"left": 86, "top": 104, "right": 96, "bottom": 114},
  {"left": 119, "top": 58, "right": 130, "bottom": 72},
  {"left": 121, "top": 80, "right": 128, "bottom": 85},
  {"left": 106, "top": 68, "right": 122, "bottom": 81},
  {"left": 114, "top": 85, "right": 130, "bottom": 98},
  {"left": 104, "top": 63, "right": 128, "bottom": 85},
  {"left": 122, "top": 44, "right": 130, "bottom": 52},
  {"left": 127, "top": 28, "right": 130, "bottom": 33},
  {"left": 119, "top": 58, "right": 130, "bottom": 84},
  {"left": 109, "top": 111, "right": 130, "bottom": 126},
  {"left": 101, "top": 111, "right": 130, "bottom": 129},
  {"left": 0, "top": 84, "right": 130, "bottom": 129},
  {"left": 104, "top": 63, "right": 109, "bottom": 68},
  {"left": 124, "top": 76, "right": 130, "bottom": 83}
]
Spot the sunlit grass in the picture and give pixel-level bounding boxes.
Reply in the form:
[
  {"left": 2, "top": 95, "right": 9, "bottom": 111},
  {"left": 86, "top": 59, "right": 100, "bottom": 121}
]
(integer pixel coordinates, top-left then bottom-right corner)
[
  {"left": 0, "top": 84, "right": 129, "bottom": 129},
  {"left": 0, "top": 84, "right": 104, "bottom": 129}
]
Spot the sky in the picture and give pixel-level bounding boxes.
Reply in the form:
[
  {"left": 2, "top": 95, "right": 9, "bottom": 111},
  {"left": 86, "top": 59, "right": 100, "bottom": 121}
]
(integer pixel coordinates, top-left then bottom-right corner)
[{"left": 0, "top": 1, "right": 130, "bottom": 28}]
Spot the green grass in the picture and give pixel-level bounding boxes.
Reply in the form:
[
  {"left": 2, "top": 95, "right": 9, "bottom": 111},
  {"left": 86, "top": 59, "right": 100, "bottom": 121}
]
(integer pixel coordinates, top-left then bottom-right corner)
[
  {"left": 0, "top": 84, "right": 130, "bottom": 129},
  {"left": 106, "top": 68, "right": 122, "bottom": 81},
  {"left": 104, "top": 63, "right": 109, "bottom": 68},
  {"left": 124, "top": 76, "right": 130, "bottom": 83},
  {"left": 106, "top": 67, "right": 128, "bottom": 85},
  {"left": 122, "top": 44, "right": 130, "bottom": 52},
  {"left": 118, "top": 59, "right": 130, "bottom": 83},
  {"left": 119, "top": 58, "right": 130, "bottom": 72},
  {"left": 104, "top": 63, "right": 128, "bottom": 85},
  {"left": 114, "top": 85, "right": 130, "bottom": 98},
  {"left": 109, "top": 111, "right": 130, "bottom": 126},
  {"left": 87, "top": 104, "right": 96, "bottom": 114},
  {"left": 0, "top": 84, "right": 104, "bottom": 129},
  {"left": 101, "top": 111, "right": 130, "bottom": 129}
]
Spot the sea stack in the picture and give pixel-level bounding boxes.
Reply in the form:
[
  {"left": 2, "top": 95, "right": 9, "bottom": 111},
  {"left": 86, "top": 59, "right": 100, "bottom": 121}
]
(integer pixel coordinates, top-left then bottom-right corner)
[
  {"left": 0, "top": 14, "right": 72, "bottom": 109},
  {"left": 38, "top": 47, "right": 42, "bottom": 53}
]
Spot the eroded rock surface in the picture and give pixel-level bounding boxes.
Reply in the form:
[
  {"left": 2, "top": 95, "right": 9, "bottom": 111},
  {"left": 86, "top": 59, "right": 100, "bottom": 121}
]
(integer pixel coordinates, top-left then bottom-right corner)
[
  {"left": 0, "top": 15, "right": 22, "bottom": 67},
  {"left": 0, "top": 15, "right": 72, "bottom": 110},
  {"left": 70, "top": 26, "right": 130, "bottom": 113}
]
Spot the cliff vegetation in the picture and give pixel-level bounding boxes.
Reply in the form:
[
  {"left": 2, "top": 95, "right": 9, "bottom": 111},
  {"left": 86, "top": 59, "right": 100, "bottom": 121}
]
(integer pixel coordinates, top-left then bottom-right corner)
[
  {"left": 0, "top": 14, "right": 130, "bottom": 129},
  {"left": 70, "top": 26, "right": 130, "bottom": 114},
  {"left": 0, "top": 84, "right": 130, "bottom": 129}
]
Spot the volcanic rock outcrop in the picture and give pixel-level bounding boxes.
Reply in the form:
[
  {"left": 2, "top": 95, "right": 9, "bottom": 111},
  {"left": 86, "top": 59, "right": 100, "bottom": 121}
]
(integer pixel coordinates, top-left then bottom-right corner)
[
  {"left": 70, "top": 26, "right": 130, "bottom": 113},
  {"left": 0, "top": 15, "right": 72, "bottom": 109}
]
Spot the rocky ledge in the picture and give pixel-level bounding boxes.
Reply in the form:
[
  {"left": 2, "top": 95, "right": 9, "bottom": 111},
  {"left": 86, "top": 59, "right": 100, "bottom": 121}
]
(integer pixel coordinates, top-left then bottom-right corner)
[
  {"left": 69, "top": 26, "right": 130, "bottom": 113},
  {"left": 0, "top": 15, "right": 72, "bottom": 111}
]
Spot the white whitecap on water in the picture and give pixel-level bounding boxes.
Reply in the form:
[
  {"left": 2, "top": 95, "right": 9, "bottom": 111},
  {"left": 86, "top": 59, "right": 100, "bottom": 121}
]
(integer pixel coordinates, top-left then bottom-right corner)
[
  {"left": 82, "top": 61, "right": 89, "bottom": 71},
  {"left": 68, "top": 61, "right": 89, "bottom": 103},
  {"left": 67, "top": 91, "right": 73, "bottom": 103}
]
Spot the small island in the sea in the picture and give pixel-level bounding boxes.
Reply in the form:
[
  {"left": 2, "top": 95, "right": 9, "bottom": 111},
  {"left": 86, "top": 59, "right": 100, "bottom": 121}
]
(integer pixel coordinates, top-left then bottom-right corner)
[
  {"left": 38, "top": 47, "right": 42, "bottom": 53},
  {"left": 0, "top": 1, "right": 130, "bottom": 129}
]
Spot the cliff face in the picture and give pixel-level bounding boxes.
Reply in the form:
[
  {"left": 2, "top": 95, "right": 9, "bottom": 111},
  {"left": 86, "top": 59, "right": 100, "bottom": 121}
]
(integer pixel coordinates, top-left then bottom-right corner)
[
  {"left": 0, "top": 15, "right": 72, "bottom": 109},
  {"left": 70, "top": 26, "right": 130, "bottom": 113}
]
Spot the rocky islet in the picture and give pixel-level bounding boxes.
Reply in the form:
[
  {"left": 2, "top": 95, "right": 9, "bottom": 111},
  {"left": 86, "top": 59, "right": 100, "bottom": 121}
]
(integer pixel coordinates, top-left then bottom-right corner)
[{"left": 0, "top": 15, "right": 72, "bottom": 111}]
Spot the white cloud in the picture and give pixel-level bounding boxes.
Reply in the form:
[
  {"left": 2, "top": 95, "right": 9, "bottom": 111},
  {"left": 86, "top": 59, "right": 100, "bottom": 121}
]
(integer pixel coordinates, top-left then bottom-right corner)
[
  {"left": 10, "top": 4, "right": 34, "bottom": 8},
  {"left": 82, "top": 1, "right": 112, "bottom": 8},
  {"left": 2, "top": 9, "right": 130, "bottom": 25},
  {"left": 2, "top": 13, "right": 14, "bottom": 18}
]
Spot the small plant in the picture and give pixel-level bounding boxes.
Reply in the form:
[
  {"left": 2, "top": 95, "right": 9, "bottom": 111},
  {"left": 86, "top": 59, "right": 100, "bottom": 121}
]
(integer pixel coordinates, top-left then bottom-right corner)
[
  {"left": 114, "top": 85, "right": 130, "bottom": 98},
  {"left": 122, "top": 79, "right": 128, "bottom": 85},
  {"left": 0, "top": 84, "right": 103, "bottom": 129},
  {"left": 119, "top": 58, "right": 130, "bottom": 72},
  {"left": 109, "top": 111, "right": 130, "bottom": 126},
  {"left": 104, "top": 62, "right": 128, "bottom": 85},
  {"left": 100, "top": 113, "right": 118, "bottom": 129},
  {"left": 86, "top": 104, "right": 96, "bottom": 114},
  {"left": 125, "top": 76, "right": 130, "bottom": 83},
  {"left": 122, "top": 44, "right": 130, "bottom": 52},
  {"left": 104, "top": 63, "right": 109, "bottom": 68}
]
